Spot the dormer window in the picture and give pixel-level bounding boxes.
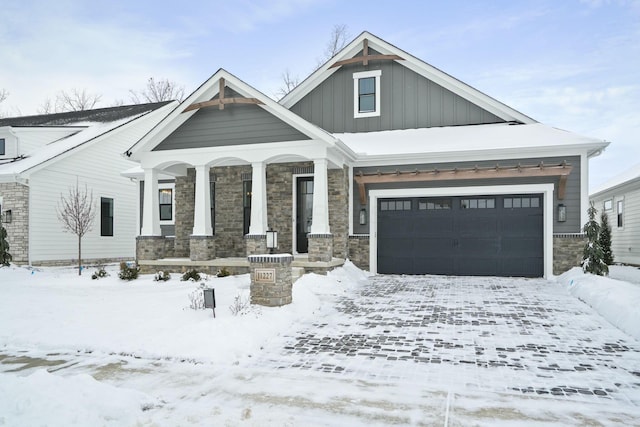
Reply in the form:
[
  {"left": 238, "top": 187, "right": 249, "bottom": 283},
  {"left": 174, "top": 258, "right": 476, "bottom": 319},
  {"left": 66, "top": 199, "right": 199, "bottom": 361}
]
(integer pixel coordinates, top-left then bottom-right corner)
[{"left": 353, "top": 70, "right": 381, "bottom": 118}]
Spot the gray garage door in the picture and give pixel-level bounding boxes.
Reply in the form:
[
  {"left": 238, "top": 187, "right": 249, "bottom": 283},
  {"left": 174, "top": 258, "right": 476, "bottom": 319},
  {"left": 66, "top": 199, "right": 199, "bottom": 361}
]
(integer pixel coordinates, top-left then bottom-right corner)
[{"left": 377, "top": 195, "right": 543, "bottom": 277}]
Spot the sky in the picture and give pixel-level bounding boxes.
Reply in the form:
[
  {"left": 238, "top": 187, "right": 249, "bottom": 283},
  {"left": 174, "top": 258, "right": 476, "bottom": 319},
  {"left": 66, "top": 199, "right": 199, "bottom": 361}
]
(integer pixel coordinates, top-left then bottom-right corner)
[{"left": 1, "top": 0, "right": 638, "bottom": 190}]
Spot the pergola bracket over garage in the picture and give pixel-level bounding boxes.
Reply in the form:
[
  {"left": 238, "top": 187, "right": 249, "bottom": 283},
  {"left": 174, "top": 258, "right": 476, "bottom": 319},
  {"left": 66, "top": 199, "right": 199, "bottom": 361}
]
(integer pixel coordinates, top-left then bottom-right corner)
[{"left": 354, "top": 161, "right": 572, "bottom": 205}]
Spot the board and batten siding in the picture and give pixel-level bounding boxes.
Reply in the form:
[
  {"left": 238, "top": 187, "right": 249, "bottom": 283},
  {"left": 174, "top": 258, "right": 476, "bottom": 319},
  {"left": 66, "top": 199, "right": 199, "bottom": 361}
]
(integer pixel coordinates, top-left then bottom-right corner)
[
  {"left": 591, "top": 183, "right": 640, "bottom": 265},
  {"left": 27, "top": 113, "right": 166, "bottom": 264},
  {"left": 352, "top": 156, "right": 582, "bottom": 235},
  {"left": 290, "top": 49, "right": 505, "bottom": 133},
  {"left": 153, "top": 103, "right": 310, "bottom": 151}
]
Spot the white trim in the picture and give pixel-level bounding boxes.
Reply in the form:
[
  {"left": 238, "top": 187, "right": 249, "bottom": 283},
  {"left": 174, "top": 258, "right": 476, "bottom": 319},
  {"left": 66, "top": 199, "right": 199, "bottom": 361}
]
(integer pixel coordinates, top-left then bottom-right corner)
[
  {"left": 348, "top": 166, "right": 354, "bottom": 234},
  {"left": 158, "top": 182, "right": 176, "bottom": 233},
  {"left": 291, "top": 173, "right": 314, "bottom": 255},
  {"left": 368, "top": 183, "right": 554, "bottom": 278},
  {"left": 353, "top": 70, "right": 381, "bottom": 119},
  {"left": 580, "top": 152, "right": 588, "bottom": 228}
]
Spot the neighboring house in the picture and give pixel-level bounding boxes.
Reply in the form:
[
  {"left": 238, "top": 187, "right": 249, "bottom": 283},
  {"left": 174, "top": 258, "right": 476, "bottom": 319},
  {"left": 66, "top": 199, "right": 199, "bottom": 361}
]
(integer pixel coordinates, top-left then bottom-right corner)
[
  {"left": 0, "top": 101, "right": 176, "bottom": 266},
  {"left": 126, "top": 31, "right": 609, "bottom": 278},
  {"left": 590, "top": 163, "right": 640, "bottom": 266}
]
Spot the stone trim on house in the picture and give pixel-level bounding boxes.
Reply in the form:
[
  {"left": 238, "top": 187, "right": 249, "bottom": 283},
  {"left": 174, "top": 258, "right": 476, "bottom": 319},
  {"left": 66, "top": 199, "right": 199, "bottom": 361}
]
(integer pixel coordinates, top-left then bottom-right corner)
[
  {"left": 553, "top": 233, "right": 587, "bottom": 275},
  {"left": 348, "top": 234, "right": 370, "bottom": 271},
  {"left": 0, "top": 182, "right": 29, "bottom": 264}
]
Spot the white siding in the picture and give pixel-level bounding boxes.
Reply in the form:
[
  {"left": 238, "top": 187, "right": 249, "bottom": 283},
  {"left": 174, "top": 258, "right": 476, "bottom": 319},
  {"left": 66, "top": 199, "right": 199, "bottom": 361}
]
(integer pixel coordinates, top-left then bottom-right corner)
[
  {"left": 591, "top": 183, "right": 640, "bottom": 266},
  {"left": 27, "top": 108, "right": 170, "bottom": 263}
]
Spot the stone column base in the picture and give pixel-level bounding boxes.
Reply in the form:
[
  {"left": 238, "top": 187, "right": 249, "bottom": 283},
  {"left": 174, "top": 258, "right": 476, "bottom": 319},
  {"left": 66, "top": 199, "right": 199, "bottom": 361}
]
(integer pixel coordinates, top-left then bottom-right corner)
[
  {"left": 136, "top": 236, "right": 166, "bottom": 261},
  {"left": 249, "top": 254, "right": 293, "bottom": 307},
  {"left": 190, "top": 235, "right": 216, "bottom": 261},
  {"left": 553, "top": 234, "right": 587, "bottom": 275},
  {"left": 245, "top": 234, "right": 267, "bottom": 256},
  {"left": 348, "top": 235, "right": 370, "bottom": 270},
  {"left": 308, "top": 233, "right": 333, "bottom": 262}
]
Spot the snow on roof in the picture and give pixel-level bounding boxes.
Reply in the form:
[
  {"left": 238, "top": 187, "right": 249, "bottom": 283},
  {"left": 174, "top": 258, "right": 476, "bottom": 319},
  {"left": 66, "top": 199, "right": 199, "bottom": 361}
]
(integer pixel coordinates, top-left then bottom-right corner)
[
  {"left": 334, "top": 123, "right": 608, "bottom": 160},
  {"left": 590, "top": 162, "right": 640, "bottom": 196},
  {"left": 0, "top": 115, "right": 140, "bottom": 176}
]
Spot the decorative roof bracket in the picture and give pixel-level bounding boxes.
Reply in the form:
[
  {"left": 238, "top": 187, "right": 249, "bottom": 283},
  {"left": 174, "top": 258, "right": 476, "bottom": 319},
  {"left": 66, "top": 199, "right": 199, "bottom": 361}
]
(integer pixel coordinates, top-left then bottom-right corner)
[
  {"left": 183, "top": 78, "right": 263, "bottom": 113},
  {"left": 329, "top": 39, "right": 403, "bottom": 68}
]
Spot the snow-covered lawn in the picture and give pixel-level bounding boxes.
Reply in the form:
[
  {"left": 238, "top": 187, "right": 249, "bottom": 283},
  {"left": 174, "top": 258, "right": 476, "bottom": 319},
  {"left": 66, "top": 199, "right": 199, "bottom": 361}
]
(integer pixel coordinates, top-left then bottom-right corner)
[{"left": 1, "top": 263, "right": 639, "bottom": 426}]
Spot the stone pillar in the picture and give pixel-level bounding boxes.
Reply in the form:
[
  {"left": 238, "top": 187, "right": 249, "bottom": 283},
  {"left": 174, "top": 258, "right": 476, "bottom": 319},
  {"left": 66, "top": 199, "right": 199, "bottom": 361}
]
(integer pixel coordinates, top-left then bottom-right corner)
[
  {"left": 136, "top": 236, "right": 166, "bottom": 260},
  {"left": 141, "top": 168, "right": 161, "bottom": 236},
  {"left": 192, "top": 165, "right": 213, "bottom": 236},
  {"left": 553, "top": 234, "right": 587, "bottom": 275},
  {"left": 308, "top": 234, "right": 334, "bottom": 262},
  {"left": 348, "top": 235, "right": 370, "bottom": 270},
  {"left": 190, "top": 235, "right": 216, "bottom": 261},
  {"left": 245, "top": 234, "right": 267, "bottom": 256},
  {"left": 248, "top": 254, "right": 293, "bottom": 307}
]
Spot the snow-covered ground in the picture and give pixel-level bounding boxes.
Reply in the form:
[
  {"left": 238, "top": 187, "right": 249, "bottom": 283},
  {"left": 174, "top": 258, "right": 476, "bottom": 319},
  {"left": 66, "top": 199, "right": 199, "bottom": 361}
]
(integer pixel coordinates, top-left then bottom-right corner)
[{"left": 1, "top": 262, "right": 639, "bottom": 426}]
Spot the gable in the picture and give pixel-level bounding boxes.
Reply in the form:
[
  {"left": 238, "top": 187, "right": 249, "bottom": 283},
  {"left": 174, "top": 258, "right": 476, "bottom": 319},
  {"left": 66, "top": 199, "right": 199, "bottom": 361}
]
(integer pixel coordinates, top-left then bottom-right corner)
[
  {"left": 290, "top": 49, "right": 505, "bottom": 133},
  {"left": 153, "top": 102, "right": 311, "bottom": 151}
]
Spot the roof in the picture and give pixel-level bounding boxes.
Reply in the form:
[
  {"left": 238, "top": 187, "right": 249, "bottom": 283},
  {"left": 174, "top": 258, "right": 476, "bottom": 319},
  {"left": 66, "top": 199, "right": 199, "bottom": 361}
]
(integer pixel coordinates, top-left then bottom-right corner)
[
  {"left": 590, "top": 163, "right": 640, "bottom": 196},
  {"left": 0, "top": 102, "right": 176, "bottom": 178},
  {"left": 335, "top": 123, "right": 609, "bottom": 165},
  {"left": 0, "top": 101, "right": 172, "bottom": 127},
  {"left": 280, "top": 31, "right": 535, "bottom": 124}
]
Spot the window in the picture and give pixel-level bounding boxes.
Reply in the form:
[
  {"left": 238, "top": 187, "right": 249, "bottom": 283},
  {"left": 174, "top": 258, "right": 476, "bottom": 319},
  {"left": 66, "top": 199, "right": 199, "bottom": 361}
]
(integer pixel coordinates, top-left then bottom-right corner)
[
  {"left": 353, "top": 70, "right": 381, "bottom": 118},
  {"left": 380, "top": 200, "right": 411, "bottom": 211},
  {"left": 0, "top": 138, "right": 5, "bottom": 155},
  {"left": 418, "top": 199, "right": 451, "bottom": 210},
  {"left": 210, "top": 182, "right": 216, "bottom": 235},
  {"left": 504, "top": 197, "right": 540, "bottom": 209},
  {"left": 159, "top": 189, "right": 173, "bottom": 221},
  {"left": 243, "top": 180, "right": 252, "bottom": 235},
  {"left": 617, "top": 200, "right": 624, "bottom": 227},
  {"left": 460, "top": 198, "right": 495, "bottom": 209},
  {"left": 604, "top": 199, "right": 613, "bottom": 211},
  {"left": 101, "top": 197, "right": 113, "bottom": 236}
]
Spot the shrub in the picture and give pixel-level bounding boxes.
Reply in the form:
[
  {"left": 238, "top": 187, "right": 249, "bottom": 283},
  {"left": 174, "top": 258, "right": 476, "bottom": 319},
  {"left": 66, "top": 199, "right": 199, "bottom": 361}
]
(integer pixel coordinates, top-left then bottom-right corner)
[
  {"left": 154, "top": 271, "right": 171, "bottom": 282},
  {"left": 181, "top": 269, "right": 201, "bottom": 282},
  {"left": 582, "top": 203, "right": 608, "bottom": 276},
  {"left": 187, "top": 287, "right": 206, "bottom": 310},
  {"left": 118, "top": 261, "right": 140, "bottom": 281},
  {"left": 229, "top": 294, "right": 251, "bottom": 316},
  {"left": 217, "top": 267, "right": 231, "bottom": 277},
  {"left": 0, "top": 225, "right": 11, "bottom": 267},
  {"left": 599, "top": 211, "right": 614, "bottom": 265},
  {"left": 91, "top": 266, "right": 109, "bottom": 280}
]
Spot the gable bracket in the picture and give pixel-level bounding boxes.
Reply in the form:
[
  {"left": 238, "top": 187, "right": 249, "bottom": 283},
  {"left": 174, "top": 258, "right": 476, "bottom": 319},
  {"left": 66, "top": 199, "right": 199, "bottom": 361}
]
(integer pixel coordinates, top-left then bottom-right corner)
[
  {"left": 330, "top": 38, "right": 403, "bottom": 69},
  {"left": 355, "top": 161, "right": 572, "bottom": 205},
  {"left": 183, "top": 78, "right": 264, "bottom": 113}
]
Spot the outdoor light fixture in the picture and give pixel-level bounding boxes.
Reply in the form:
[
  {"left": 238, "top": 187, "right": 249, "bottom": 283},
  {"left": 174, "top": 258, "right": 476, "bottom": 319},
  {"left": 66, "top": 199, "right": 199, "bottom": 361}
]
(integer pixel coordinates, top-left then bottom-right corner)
[
  {"left": 266, "top": 228, "right": 278, "bottom": 254},
  {"left": 359, "top": 208, "right": 367, "bottom": 226},
  {"left": 1, "top": 210, "right": 11, "bottom": 224},
  {"left": 557, "top": 204, "right": 567, "bottom": 222}
]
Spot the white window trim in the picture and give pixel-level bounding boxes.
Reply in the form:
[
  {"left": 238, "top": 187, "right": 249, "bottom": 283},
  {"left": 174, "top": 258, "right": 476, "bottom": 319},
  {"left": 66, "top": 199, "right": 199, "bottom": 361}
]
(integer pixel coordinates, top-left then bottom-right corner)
[
  {"left": 604, "top": 199, "right": 613, "bottom": 211},
  {"left": 368, "top": 184, "right": 554, "bottom": 278},
  {"left": 617, "top": 198, "right": 624, "bottom": 229},
  {"left": 353, "top": 70, "right": 382, "bottom": 118},
  {"left": 158, "top": 183, "right": 175, "bottom": 228}
]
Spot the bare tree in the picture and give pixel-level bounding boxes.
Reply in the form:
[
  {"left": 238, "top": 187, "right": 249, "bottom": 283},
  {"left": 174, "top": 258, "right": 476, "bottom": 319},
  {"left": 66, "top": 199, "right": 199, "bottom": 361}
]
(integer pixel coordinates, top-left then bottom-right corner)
[
  {"left": 276, "top": 24, "right": 350, "bottom": 99},
  {"left": 55, "top": 89, "right": 102, "bottom": 112},
  {"left": 38, "top": 98, "right": 54, "bottom": 114},
  {"left": 57, "top": 183, "right": 96, "bottom": 275},
  {"left": 130, "top": 77, "right": 185, "bottom": 104},
  {"left": 0, "top": 89, "right": 7, "bottom": 104}
]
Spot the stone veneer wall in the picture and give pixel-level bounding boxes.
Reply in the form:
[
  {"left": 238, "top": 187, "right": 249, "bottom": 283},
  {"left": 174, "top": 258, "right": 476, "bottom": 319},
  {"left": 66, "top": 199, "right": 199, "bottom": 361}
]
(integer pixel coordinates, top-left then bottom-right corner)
[
  {"left": 328, "top": 166, "right": 349, "bottom": 259},
  {"left": 308, "top": 234, "right": 334, "bottom": 262},
  {"left": 245, "top": 234, "right": 267, "bottom": 256},
  {"left": 553, "top": 234, "right": 587, "bottom": 275},
  {"left": 266, "top": 162, "right": 300, "bottom": 254},
  {"left": 0, "top": 182, "right": 29, "bottom": 264},
  {"left": 348, "top": 235, "right": 370, "bottom": 271},
  {"left": 249, "top": 254, "right": 293, "bottom": 307},
  {"left": 174, "top": 170, "right": 195, "bottom": 257},
  {"left": 213, "top": 165, "right": 251, "bottom": 257},
  {"left": 136, "top": 236, "right": 167, "bottom": 260},
  {"left": 189, "top": 236, "right": 216, "bottom": 261}
]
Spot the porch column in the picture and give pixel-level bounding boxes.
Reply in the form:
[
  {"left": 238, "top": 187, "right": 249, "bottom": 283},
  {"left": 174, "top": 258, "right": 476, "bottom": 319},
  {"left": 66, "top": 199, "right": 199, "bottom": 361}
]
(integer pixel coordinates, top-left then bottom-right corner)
[
  {"left": 310, "top": 158, "right": 330, "bottom": 234},
  {"left": 141, "top": 167, "right": 161, "bottom": 236},
  {"left": 192, "top": 164, "right": 212, "bottom": 236},
  {"left": 249, "top": 161, "right": 268, "bottom": 235}
]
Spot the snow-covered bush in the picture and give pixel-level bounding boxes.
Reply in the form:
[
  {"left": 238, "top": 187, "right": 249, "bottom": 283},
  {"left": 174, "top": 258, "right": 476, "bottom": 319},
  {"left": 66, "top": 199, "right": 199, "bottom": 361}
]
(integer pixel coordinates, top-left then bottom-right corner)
[
  {"left": 599, "top": 211, "right": 614, "bottom": 266},
  {"left": 582, "top": 203, "right": 608, "bottom": 276},
  {"left": 0, "top": 225, "right": 11, "bottom": 267},
  {"left": 153, "top": 271, "right": 171, "bottom": 282},
  {"left": 229, "top": 294, "right": 251, "bottom": 316},
  {"left": 187, "top": 288, "right": 205, "bottom": 310},
  {"left": 217, "top": 267, "right": 231, "bottom": 277},
  {"left": 91, "top": 266, "right": 109, "bottom": 280},
  {"left": 181, "top": 269, "right": 201, "bottom": 282},
  {"left": 118, "top": 262, "right": 140, "bottom": 281}
]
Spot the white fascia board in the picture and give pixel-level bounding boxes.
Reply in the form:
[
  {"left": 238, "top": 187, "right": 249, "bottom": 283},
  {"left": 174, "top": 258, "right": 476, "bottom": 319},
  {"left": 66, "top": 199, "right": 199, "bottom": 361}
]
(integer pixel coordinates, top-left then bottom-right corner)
[
  {"left": 140, "top": 139, "right": 332, "bottom": 170},
  {"left": 353, "top": 146, "right": 594, "bottom": 168},
  {"left": 368, "top": 183, "right": 554, "bottom": 278}
]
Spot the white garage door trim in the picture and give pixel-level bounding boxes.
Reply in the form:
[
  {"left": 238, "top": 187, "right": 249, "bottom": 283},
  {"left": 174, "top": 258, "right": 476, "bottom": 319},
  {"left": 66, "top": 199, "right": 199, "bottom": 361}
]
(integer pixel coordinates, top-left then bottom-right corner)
[{"left": 369, "top": 183, "right": 555, "bottom": 278}]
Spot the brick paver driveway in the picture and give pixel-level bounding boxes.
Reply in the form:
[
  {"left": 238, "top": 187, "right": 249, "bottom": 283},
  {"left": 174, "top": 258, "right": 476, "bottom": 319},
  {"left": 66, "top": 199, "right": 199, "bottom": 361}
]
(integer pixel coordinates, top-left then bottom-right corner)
[{"left": 256, "top": 274, "right": 640, "bottom": 407}]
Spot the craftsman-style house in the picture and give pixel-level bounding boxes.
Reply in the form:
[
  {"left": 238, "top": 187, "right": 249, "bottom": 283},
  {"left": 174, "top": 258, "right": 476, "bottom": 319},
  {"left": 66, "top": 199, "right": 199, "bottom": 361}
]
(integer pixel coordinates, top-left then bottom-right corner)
[{"left": 126, "top": 32, "right": 609, "bottom": 278}]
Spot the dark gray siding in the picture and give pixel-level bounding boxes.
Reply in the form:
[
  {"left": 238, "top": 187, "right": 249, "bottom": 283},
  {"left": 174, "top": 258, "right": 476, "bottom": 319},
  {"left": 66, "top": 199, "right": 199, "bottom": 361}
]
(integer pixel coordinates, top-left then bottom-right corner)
[
  {"left": 353, "top": 156, "right": 581, "bottom": 234},
  {"left": 153, "top": 103, "right": 310, "bottom": 151},
  {"left": 290, "top": 49, "right": 505, "bottom": 133}
]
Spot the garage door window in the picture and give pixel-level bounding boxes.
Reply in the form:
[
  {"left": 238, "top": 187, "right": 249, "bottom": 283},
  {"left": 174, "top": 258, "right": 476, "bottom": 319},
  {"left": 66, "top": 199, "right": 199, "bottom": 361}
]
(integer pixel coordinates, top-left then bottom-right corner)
[
  {"left": 504, "top": 196, "right": 540, "bottom": 208},
  {"left": 418, "top": 199, "right": 451, "bottom": 210},
  {"left": 380, "top": 200, "right": 412, "bottom": 211},
  {"left": 460, "top": 198, "right": 495, "bottom": 209}
]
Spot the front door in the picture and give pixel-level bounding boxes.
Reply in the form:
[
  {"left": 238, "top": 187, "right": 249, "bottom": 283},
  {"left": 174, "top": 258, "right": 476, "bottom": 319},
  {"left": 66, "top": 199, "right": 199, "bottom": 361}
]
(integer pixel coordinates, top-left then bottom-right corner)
[{"left": 296, "top": 177, "right": 314, "bottom": 253}]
